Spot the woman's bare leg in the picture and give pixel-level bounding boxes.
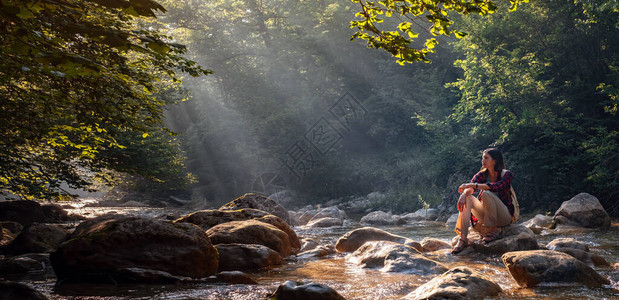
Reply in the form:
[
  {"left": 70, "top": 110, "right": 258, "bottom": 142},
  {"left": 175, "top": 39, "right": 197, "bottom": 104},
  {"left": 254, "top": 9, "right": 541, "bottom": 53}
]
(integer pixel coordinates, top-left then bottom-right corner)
[{"left": 455, "top": 194, "right": 484, "bottom": 240}]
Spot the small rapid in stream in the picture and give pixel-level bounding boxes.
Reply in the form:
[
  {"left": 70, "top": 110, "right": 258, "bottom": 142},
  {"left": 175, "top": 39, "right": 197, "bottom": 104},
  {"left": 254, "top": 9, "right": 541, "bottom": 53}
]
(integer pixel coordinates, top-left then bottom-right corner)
[{"left": 18, "top": 200, "right": 619, "bottom": 299}]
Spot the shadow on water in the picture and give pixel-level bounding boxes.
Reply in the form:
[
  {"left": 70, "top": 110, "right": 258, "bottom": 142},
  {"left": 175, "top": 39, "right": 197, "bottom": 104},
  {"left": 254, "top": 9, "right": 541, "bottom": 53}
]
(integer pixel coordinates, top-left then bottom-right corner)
[{"left": 25, "top": 206, "right": 619, "bottom": 299}]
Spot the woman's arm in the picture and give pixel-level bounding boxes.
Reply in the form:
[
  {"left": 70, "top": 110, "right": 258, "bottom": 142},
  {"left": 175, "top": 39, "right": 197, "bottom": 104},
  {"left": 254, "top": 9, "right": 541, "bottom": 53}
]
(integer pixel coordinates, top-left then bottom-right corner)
[
  {"left": 461, "top": 170, "right": 513, "bottom": 192},
  {"left": 458, "top": 171, "right": 485, "bottom": 195}
]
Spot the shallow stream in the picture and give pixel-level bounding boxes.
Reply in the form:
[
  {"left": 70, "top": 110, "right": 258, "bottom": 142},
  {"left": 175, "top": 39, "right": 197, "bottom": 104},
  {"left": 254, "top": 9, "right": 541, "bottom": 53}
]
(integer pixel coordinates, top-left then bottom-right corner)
[{"left": 20, "top": 202, "right": 619, "bottom": 299}]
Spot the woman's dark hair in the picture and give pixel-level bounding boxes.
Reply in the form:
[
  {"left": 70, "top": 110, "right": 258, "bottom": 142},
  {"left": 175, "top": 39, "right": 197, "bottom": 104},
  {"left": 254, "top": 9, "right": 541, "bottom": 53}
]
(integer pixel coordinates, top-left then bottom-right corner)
[{"left": 483, "top": 148, "right": 505, "bottom": 174}]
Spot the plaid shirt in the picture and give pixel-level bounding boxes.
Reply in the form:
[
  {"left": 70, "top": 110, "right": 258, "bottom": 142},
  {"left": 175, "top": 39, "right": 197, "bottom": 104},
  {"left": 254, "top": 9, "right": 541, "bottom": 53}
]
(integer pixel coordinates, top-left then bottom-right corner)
[{"left": 471, "top": 169, "right": 515, "bottom": 216}]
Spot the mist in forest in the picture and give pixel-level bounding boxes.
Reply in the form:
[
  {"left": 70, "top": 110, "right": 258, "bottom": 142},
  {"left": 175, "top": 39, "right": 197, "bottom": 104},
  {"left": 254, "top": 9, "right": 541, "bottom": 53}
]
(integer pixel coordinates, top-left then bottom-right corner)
[{"left": 156, "top": 0, "right": 618, "bottom": 215}]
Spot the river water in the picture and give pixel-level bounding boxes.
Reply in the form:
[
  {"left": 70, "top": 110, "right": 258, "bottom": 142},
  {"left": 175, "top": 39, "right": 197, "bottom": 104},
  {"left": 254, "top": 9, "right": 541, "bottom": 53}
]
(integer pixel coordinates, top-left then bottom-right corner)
[{"left": 21, "top": 202, "right": 619, "bottom": 299}]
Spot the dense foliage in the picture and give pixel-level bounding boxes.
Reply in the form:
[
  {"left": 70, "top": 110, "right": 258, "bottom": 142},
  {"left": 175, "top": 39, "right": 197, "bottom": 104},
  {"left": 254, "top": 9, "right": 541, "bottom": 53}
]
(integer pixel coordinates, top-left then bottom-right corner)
[
  {"left": 2, "top": 0, "right": 617, "bottom": 216},
  {"left": 0, "top": 0, "right": 209, "bottom": 200}
]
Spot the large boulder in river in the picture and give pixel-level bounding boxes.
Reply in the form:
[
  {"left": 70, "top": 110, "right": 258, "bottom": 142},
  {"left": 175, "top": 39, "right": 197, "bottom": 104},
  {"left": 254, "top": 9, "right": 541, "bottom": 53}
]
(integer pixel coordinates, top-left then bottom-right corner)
[
  {"left": 219, "top": 193, "right": 290, "bottom": 224},
  {"left": 359, "top": 211, "right": 404, "bottom": 225},
  {"left": 51, "top": 214, "right": 219, "bottom": 282},
  {"left": 458, "top": 224, "right": 538, "bottom": 255},
  {"left": 1, "top": 223, "right": 69, "bottom": 255},
  {"left": 271, "top": 280, "right": 345, "bottom": 300},
  {"left": 0, "top": 200, "right": 45, "bottom": 226},
  {"left": 552, "top": 193, "right": 610, "bottom": 228},
  {"left": 501, "top": 250, "right": 610, "bottom": 287},
  {"left": 215, "top": 243, "right": 284, "bottom": 271},
  {"left": 348, "top": 241, "right": 447, "bottom": 275},
  {"left": 206, "top": 219, "right": 292, "bottom": 256},
  {"left": 402, "top": 267, "right": 502, "bottom": 300},
  {"left": 175, "top": 208, "right": 300, "bottom": 252},
  {"left": 335, "top": 227, "right": 422, "bottom": 253}
]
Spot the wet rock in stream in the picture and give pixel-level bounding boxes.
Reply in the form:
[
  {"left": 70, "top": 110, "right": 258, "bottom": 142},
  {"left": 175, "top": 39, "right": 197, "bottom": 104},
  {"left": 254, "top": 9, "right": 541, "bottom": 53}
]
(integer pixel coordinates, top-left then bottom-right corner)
[
  {"left": 300, "top": 238, "right": 320, "bottom": 252},
  {"left": 420, "top": 237, "right": 451, "bottom": 252},
  {"left": 215, "top": 243, "right": 284, "bottom": 271},
  {"left": 502, "top": 250, "right": 610, "bottom": 287},
  {"left": 402, "top": 267, "right": 502, "bottom": 299},
  {"left": 174, "top": 208, "right": 300, "bottom": 252},
  {"left": 336, "top": 227, "right": 422, "bottom": 253},
  {"left": 50, "top": 214, "right": 219, "bottom": 283},
  {"left": 453, "top": 223, "right": 539, "bottom": 255},
  {"left": 215, "top": 271, "right": 258, "bottom": 284},
  {"left": 1, "top": 223, "right": 69, "bottom": 255},
  {"left": 522, "top": 214, "right": 554, "bottom": 234},
  {"left": 0, "top": 253, "right": 53, "bottom": 279},
  {"left": 271, "top": 280, "right": 345, "bottom": 300},
  {"left": 206, "top": 219, "right": 292, "bottom": 256},
  {"left": 297, "top": 245, "right": 336, "bottom": 259},
  {"left": 219, "top": 193, "right": 291, "bottom": 224},
  {"left": 546, "top": 237, "right": 590, "bottom": 251},
  {"left": 544, "top": 237, "right": 609, "bottom": 266},
  {"left": 347, "top": 241, "right": 447, "bottom": 275}
]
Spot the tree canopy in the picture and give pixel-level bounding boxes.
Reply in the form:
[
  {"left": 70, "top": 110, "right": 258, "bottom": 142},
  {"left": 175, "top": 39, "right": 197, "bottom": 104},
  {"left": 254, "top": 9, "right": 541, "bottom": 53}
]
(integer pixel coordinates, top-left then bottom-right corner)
[
  {"left": 0, "top": 0, "right": 210, "bottom": 200},
  {"left": 350, "top": 0, "right": 529, "bottom": 63}
]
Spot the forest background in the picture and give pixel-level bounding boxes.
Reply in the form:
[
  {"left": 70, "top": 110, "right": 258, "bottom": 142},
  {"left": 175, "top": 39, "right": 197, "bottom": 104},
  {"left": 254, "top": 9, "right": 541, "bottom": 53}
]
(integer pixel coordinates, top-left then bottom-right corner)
[{"left": 1, "top": 0, "right": 618, "bottom": 216}]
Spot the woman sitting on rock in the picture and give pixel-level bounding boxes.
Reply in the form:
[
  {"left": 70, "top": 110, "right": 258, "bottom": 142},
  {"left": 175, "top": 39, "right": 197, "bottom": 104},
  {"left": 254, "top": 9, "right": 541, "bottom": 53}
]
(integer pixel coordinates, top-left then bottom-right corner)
[{"left": 451, "top": 148, "right": 515, "bottom": 254}]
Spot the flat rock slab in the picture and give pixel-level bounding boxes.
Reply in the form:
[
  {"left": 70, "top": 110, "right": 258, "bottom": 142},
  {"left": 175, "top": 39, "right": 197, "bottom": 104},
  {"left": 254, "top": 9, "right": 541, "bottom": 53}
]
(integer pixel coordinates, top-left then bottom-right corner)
[
  {"left": 403, "top": 267, "right": 502, "bottom": 299},
  {"left": 457, "top": 224, "right": 539, "bottom": 255},
  {"left": 502, "top": 250, "right": 610, "bottom": 287},
  {"left": 347, "top": 241, "right": 447, "bottom": 275},
  {"left": 335, "top": 227, "right": 421, "bottom": 253}
]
